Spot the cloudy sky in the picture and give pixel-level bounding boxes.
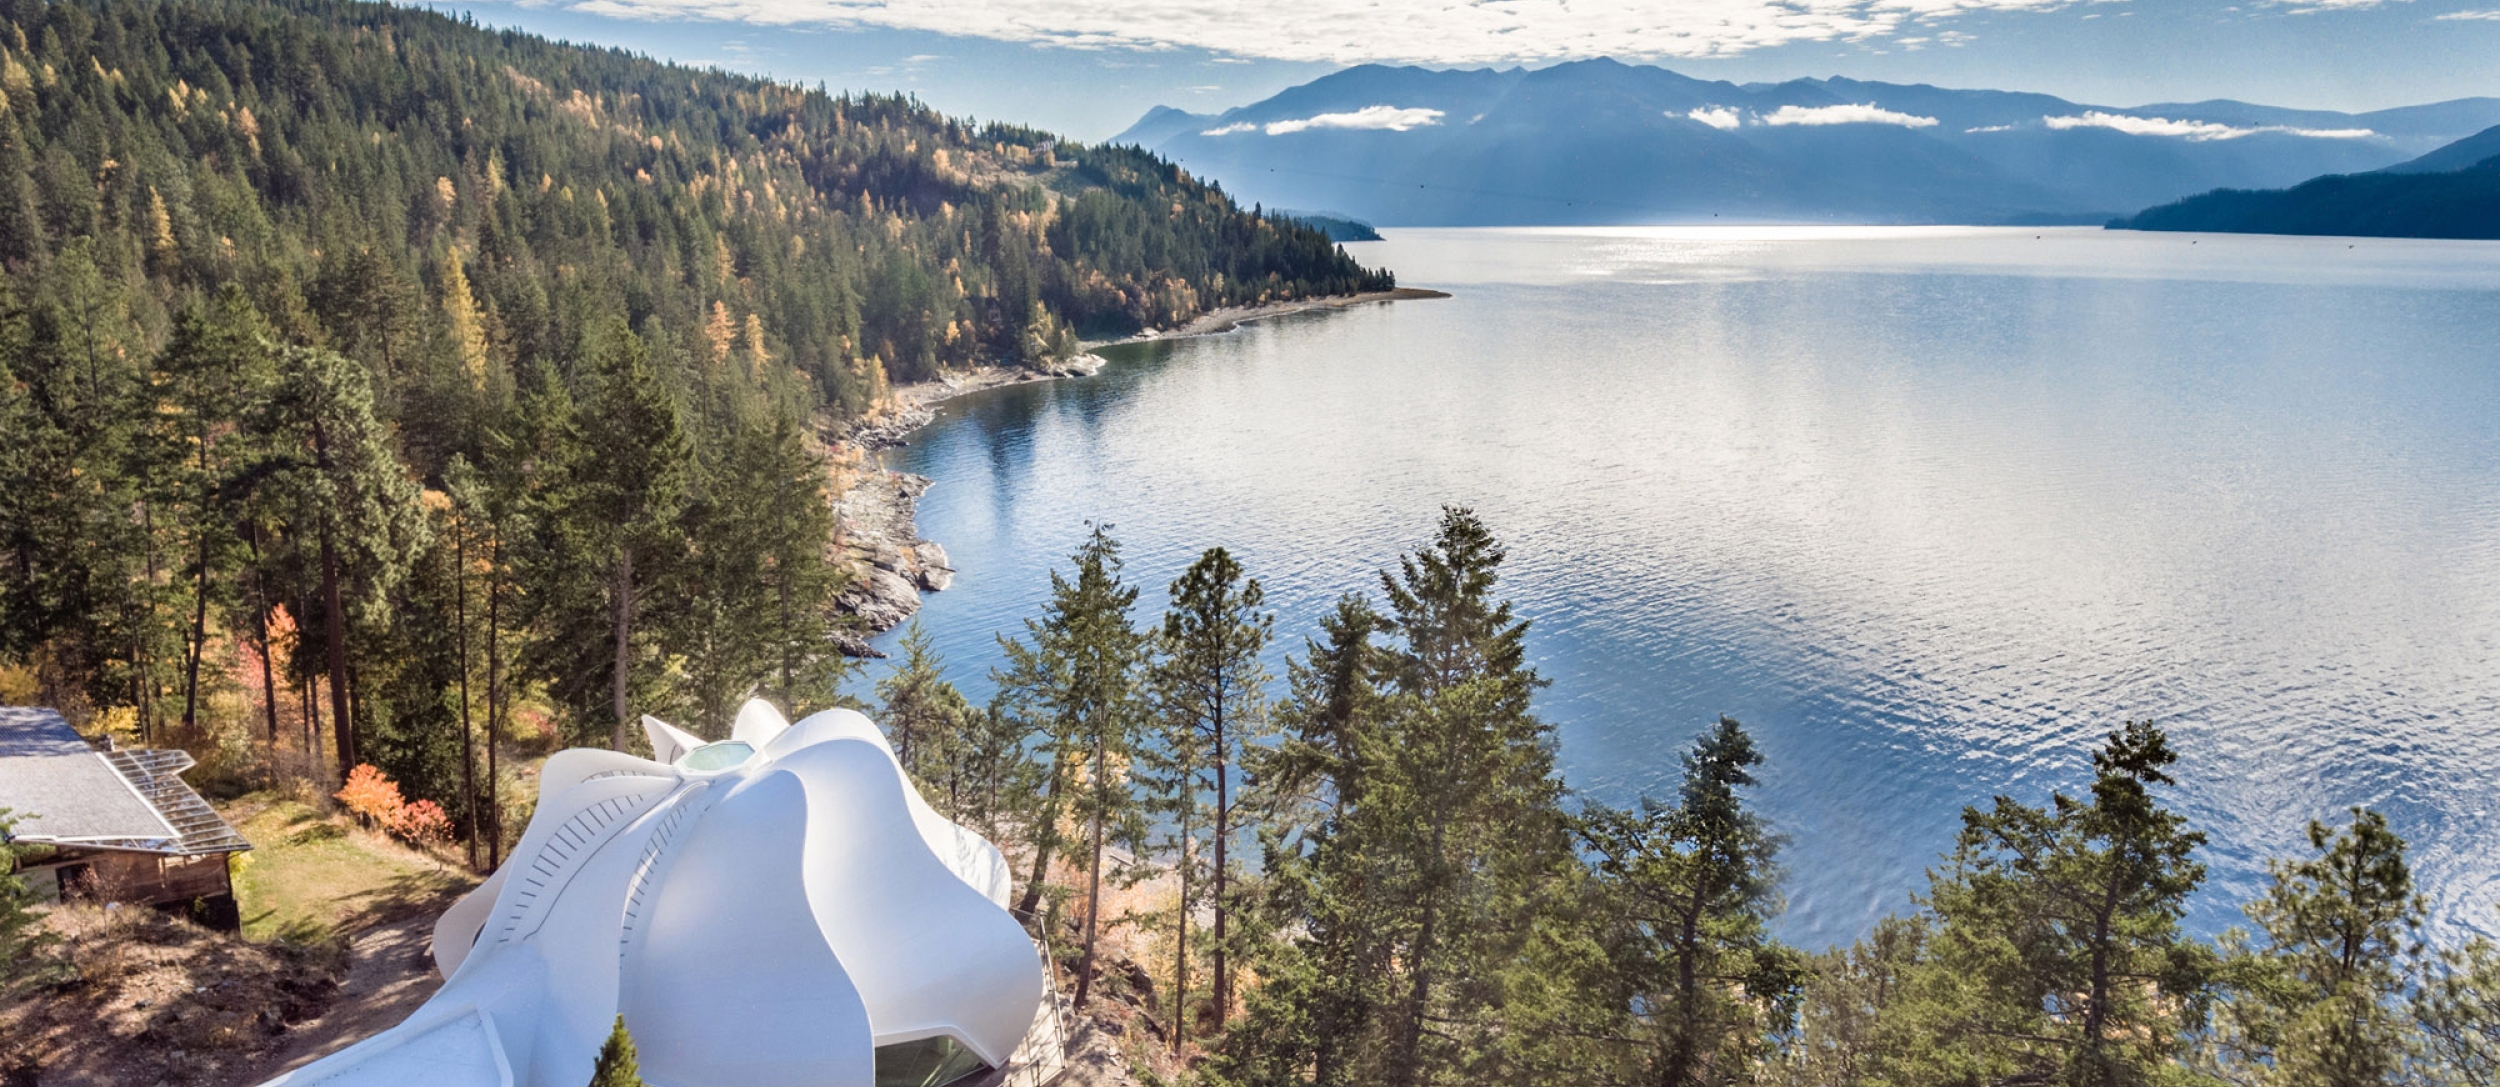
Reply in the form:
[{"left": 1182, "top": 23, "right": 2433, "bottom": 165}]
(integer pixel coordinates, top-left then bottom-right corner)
[{"left": 449, "top": 0, "right": 2500, "bottom": 140}]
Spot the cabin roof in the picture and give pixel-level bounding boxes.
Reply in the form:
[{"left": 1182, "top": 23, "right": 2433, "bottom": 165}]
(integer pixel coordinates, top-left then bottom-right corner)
[
  {"left": 0, "top": 706, "right": 91, "bottom": 757},
  {"left": 0, "top": 708, "right": 249, "bottom": 856}
]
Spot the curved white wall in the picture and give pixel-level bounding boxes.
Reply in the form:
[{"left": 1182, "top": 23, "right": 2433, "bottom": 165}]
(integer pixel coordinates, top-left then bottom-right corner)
[{"left": 257, "top": 699, "right": 1042, "bottom": 1087}]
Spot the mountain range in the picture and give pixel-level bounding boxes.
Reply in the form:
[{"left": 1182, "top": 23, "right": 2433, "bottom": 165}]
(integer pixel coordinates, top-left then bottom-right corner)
[{"left": 1115, "top": 59, "right": 2500, "bottom": 226}]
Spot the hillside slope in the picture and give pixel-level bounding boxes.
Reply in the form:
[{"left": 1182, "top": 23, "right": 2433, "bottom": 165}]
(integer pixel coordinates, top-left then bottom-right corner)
[
  {"left": 2384, "top": 123, "right": 2500, "bottom": 174},
  {"left": 2109, "top": 157, "right": 2500, "bottom": 239},
  {"left": 0, "top": 0, "right": 1389, "bottom": 417},
  {"left": 0, "top": 0, "right": 1393, "bottom": 817}
]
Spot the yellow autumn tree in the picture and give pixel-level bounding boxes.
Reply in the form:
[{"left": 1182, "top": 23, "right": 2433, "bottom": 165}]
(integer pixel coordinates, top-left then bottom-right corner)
[
  {"left": 742, "top": 311, "right": 771, "bottom": 379},
  {"left": 441, "top": 247, "right": 491, "bottom": 387},
  {"left": 704, "top": 300, "right": 736, "bottom": 369},
  {"left": 145, "top": 187, "right": 176, "bottom": 273}
]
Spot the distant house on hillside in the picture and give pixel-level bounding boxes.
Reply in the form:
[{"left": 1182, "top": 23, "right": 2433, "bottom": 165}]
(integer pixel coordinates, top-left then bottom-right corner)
[{"left": 0, "top": 707, "right": 252, "bottom": 930}]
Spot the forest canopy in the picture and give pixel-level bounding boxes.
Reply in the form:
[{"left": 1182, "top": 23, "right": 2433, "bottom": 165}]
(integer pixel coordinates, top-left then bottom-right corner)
[{"left": 0, "top": 0, "right": 1389, "bottom": 832}]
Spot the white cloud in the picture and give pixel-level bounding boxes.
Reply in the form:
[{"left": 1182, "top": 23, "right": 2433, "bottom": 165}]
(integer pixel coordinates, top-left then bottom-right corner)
[
  {"left": 1760, "top": 103, "right": 1940, "bottom": 127},
  {"left": 549, "top": 0, "right": 2110, "bottom": 65},
  {"left": 1966, "top": 123, "right": 2016, "bottom": 132},
  {"left": 1204, "top": 105, "right": 1447, "bottom": 136},
  {"left": 2436, "top": 7, "right": 2500, "bottom": 16},
  {"left": 1687, "top": 106, "right": 1743, "bottom": 129},
  {"left": 1266, "top": 105, "right": 1446, "bottom": 133},
  {"left": 2043, "top": 110, "right": 2378, "bottom": 140}
]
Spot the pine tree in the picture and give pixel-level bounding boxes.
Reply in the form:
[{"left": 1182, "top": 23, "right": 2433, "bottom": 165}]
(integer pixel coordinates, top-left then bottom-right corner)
[
  {"left": 588, "top": 1014, "right": 642, "bottom": 1087},
  {"left": 2209, "top": 808, "right": 2423, "bottom": 1087},
  {"left": 1580, "top": 717, "right": 1805, "bottom": 1086},
  {"left": 2417, "top": 927, "right": 2500, "bottom": 1087},
  {"left": 991, "top": 524, "right": 1146, "bottom": 1009},
  {"left": 573, "top": 326, "right": 689, "bottom": 750},
  {"left": 151, "top": 287, "right": 273, "bottom": 737},
  {"left": 256, "top": 345, "right": 428, "bottom": 778},
  {"left": 878, "top": 620, "right": 972, "bottom": 798},
  {"left": 1886, "top": 721, "right": 2216, "bottom": 1087},
  {"left": 1147, "top": 546, "right": 1274, "bottom": 1039}
]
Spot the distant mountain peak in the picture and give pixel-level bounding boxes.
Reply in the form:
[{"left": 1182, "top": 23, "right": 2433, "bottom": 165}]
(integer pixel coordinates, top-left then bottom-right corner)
[{"left": 1119, "top": 62, "right": 2500, "bottom": 226}]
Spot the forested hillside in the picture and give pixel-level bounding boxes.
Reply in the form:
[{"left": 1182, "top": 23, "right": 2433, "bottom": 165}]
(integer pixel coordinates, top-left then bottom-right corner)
[
  {"left": 2112, "top": 158, "right": 2500, "bottom": 239},
  {"left": 0, "top": 0, "right": 1387, "bottom": 837}
]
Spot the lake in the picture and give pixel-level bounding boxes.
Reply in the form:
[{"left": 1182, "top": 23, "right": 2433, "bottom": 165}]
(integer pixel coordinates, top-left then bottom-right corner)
[{"left": 872, "top": 226, "right": 2500, "bottom": 951}]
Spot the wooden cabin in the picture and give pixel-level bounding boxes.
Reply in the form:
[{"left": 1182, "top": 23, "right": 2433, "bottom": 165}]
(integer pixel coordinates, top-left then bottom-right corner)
[{"left": 0, "top": 707, "right": 251, "bottom": 930}]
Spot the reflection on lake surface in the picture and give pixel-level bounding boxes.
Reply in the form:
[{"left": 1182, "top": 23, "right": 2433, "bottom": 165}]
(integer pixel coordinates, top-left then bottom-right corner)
[{"left": 874, "top": 226, "right": 2500, "bottom": 950}]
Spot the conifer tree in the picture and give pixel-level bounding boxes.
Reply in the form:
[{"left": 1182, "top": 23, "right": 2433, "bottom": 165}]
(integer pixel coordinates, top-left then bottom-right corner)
[
  {"left": 573, "top": 327, "right": 689, "bottom": 750},
  {"left": 878, "top": 620, "right": 973, "bottom": 796},
  {"left": 1262, "top": 593, "right": 1387, "bottom": 817},
  {"left": 1886, "top": 721, "right": 2216, "bottom": 1087},
  {"left": 991, "top": 524, "right": 1146, "bottom": 1009},
  {"left": 1580, "top": 717, "right": 1805, "bottom": 1086},
  {"left": 1147, "top": 546, "right": 1274, "bottom": 1037},
  {"left": 2418, "top": 927, "right": 2500, "bottom": 1086},
  {"left": 961, "top": 697, "right": 1040, "bottom": 847},
  {"left": 1223, "top": 508, "right": 1574, "bottom": 1087},
  {"left": 256, "top": 345, "right": 428, "bottom": 778},
  {"left": 440, "top": 247, "right": 491, "bottom": 390},
  {"left": 1774, "top": 917, "right": 1928, "bottom": 1087},
  {"left": 151, "top": 287, "right": 273, "bottom": 736},
  {"left": 1216, "top": 592, "right": 1390, "bottom": 1087},
  {"left": 588, "top": 1015, "right": 642, "bottom": 1087},
  {"left": 2208, "top": 808, "right": 2423, "bottom": 1087}
]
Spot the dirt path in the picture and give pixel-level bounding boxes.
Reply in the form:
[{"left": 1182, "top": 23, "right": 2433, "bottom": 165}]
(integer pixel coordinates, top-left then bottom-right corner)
[{"left": 223, "top": 908, "right": 449, "bottom": 1085}]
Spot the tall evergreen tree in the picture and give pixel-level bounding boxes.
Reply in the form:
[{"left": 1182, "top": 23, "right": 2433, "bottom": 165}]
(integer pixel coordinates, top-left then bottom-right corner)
[
  {"left": 1580, "top": 717, "right": 1805, "bottom": 1086},
  {"left": 991, "top": 524, "right": 1147, "bottom": 1009},
  {"left": 1216, "top": 592, "right": 1390, "bottom": 1087},
  {"left": 1223, "top": 508, "right": 1574, "bottom": 1087},
  {"left": 1147, "top": 546, "right": 1274, "bottom": 1038},
  {"left": 2207, "top": 808, "right": 2423, "bottom": 1087},
  {"left": 255, "top": 344, "right": 427, "bottom": 778},
  {"left": 149, "top": 287, "right": 272, "bottom": 736},
  {"left": 1883, "top": 721, "right": 2216, "bottom": 1087},
  {"left": 878, "top": 620, "right": 974, "bottom": 801}
]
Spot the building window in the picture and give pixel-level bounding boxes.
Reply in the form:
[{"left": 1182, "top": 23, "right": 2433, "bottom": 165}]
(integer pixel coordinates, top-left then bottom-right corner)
[
  {"left": 873, "top": 1035, "right": 991, "bottom": 1087},
  {"left": 679, "top": 741, "right": 755, "bottom": 772}
]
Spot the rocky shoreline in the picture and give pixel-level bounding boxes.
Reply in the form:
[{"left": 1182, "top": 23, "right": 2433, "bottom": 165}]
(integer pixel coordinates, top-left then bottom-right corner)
[{"left": 822, "top": 288, "right": 1450, "bottom": 653}]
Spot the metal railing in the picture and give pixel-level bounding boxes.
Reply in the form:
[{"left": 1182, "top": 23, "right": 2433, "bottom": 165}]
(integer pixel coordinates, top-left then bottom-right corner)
[{"left": 1000, "top": 906, "right": 1072, "bottom": 1087}]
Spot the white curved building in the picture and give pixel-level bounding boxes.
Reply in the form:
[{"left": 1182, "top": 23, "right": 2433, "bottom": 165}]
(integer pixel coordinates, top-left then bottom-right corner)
[{"left": 258, "top": 700, "right": 1046, "bottom": 1087}]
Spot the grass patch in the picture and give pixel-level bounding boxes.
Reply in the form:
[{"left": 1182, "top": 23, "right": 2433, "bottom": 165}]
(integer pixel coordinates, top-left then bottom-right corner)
[{"left": 224, "top": 792, "right": 476, "bottom": 944}]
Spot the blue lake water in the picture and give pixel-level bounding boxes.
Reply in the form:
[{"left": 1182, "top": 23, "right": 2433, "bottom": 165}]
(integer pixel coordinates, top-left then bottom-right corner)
[{"left": 871, "top": 226, "right": 2500, "bottom": 951}]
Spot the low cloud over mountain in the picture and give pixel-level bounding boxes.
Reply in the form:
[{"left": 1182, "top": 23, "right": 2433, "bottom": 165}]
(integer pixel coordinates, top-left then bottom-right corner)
[{"left": 1115, "top": 60, "right": 2500, "bottom": 225}]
